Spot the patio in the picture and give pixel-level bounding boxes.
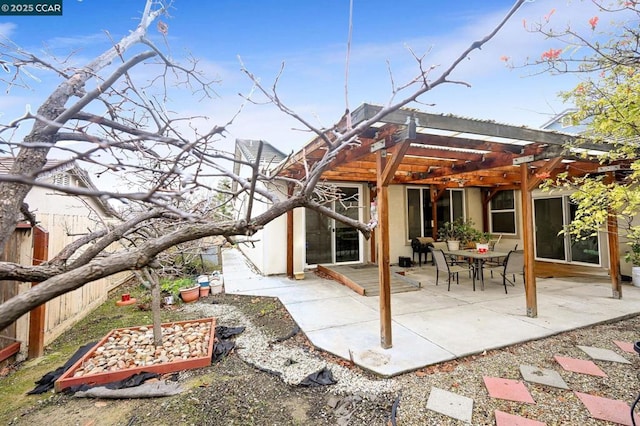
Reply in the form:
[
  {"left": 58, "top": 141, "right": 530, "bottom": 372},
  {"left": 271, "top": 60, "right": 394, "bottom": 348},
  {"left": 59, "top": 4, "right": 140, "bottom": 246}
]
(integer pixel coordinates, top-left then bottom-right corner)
[{"left": 222, "top": 248, "right": 640, "bottom": 377}]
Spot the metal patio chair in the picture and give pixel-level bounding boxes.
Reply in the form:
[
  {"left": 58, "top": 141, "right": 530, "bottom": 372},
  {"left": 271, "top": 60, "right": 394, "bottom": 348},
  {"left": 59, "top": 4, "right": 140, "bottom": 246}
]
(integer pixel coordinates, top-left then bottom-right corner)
[
  {"left": 485, "top": 250, "right": 524, "bottom": 294},
  {"left": 431, "top": 248, "right": 474, "bottom": 291}
]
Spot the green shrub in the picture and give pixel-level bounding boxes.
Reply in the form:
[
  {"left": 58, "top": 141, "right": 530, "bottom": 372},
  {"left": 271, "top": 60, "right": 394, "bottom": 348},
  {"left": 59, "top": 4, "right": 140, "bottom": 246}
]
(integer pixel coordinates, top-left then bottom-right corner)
[{"left": 160, "top": 277, "right": 195, "bottom": 297}]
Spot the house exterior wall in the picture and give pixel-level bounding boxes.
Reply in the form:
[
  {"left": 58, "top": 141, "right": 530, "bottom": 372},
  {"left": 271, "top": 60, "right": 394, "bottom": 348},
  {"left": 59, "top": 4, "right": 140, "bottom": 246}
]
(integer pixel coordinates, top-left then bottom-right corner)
[
  {"left": 388, "top": 186, "right": 491, "bottom": 264},
  {"left": 235, "top": 181, "right": 289, "bottom": 276},
  {"left": 293, "top": 207, "right": 306, "bottom": 275},
  {"left": 387, "top": 185, "right": 411, "bottom": 262},
  {"left": 242, "top": 179, "right": 612, "bottom": 278}
]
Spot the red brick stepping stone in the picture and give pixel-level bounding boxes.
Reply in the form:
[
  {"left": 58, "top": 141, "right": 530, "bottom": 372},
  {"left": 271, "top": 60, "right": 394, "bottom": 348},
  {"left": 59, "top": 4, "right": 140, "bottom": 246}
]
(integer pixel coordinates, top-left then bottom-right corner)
[
  {"left": 495, "top": 410, "right": 546, "bottom": 426},
  {"left": 553, "top": 355, "right": 606, "bottom": 377},
  {"left": 614, "top": 340, "right": 636, "bottom": 354},
  {"left": 575, "top": 391, "right": 640, "bottom": 426},
  {"left": 483, "top": 376, "right": 535, "bottom": 404}
]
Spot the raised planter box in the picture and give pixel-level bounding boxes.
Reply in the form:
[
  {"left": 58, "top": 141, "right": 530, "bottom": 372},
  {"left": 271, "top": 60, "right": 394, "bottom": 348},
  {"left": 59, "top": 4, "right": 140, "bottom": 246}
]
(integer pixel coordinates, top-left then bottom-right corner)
[
  {"left": 0, "top": 341, "right": 21, "bottom": 363},
  {"left": 55, "top": 317, "right": 216, "bottom": 392}
]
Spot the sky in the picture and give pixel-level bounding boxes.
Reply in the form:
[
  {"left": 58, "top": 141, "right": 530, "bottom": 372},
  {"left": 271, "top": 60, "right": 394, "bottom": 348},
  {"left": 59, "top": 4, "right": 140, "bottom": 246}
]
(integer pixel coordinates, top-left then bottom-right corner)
[{"left": 0, "top": 0, "right": 609, "bottom": 158}]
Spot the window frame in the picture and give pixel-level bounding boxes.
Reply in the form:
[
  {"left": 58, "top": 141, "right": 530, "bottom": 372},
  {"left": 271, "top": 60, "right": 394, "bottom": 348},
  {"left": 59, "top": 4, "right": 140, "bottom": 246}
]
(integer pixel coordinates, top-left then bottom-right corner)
[
  {"left": 489, "top": 190, "right": 517, "bottom": 235},
  {"left": 406, "top": 186, "right": 466, "bottom": 241}
]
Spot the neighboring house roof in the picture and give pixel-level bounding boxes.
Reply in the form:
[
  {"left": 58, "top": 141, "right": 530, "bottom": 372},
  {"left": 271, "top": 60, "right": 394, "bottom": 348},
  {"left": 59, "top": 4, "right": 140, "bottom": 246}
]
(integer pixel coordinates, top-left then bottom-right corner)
[
  {"left": 540, "top": 108, "right": 590, "bottom": 134},
  {"left": 0, "top": 157, "right": 118, "bottom": 218},
  {"left": 235, "top": 139, "right": 287, "bottom": 165},
  {"left": 233, "top": 140, "right": 288, "bottom": 193}
]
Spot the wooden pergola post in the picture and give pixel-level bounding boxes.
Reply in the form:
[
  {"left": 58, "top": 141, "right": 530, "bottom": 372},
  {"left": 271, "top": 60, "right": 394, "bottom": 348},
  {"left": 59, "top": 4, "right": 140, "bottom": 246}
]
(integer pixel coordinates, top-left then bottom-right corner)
[
  {"left": 520, "top": 164, "right": 537, "bottom": 318},
  {"left": 286, "top": 183, "right": 294, "bottom": 279},
  {"left": 606, "top": 172, "right": 622, "bottom": 299},
  {"left": 375, "top": 132, "right": 413, "bottom": 349},
  {"left": 376, "top": 154, "right": 392, "bottom": 348}
]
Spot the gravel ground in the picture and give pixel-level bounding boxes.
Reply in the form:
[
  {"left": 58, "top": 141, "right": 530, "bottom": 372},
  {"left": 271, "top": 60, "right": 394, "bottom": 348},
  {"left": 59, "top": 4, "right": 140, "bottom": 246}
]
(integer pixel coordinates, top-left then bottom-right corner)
[
  {"left": 185, "top": 300, "right": 640, "bottom": 425},
  {"left": 4, "top": 293, "right": 639, "bottom": 425}
]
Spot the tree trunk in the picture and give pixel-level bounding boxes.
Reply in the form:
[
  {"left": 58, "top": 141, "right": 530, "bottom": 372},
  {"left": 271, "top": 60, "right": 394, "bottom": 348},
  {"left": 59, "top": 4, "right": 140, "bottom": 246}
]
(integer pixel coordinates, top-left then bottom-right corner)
[{"left": 146, "top": 269, "right": 163, "bottom": 346}]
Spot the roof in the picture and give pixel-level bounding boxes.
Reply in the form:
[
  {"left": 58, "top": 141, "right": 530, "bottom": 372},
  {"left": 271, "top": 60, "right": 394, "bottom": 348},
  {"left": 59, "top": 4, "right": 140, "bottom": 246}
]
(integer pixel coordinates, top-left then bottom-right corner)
[
  {"left": 0, "top": 157, "right": 118, "bottom": 218},
  {"left": 235, "top": 139, "right": 287, "bottom": 165},
  {"left": 278, "top": 103, "right": 620, "bottom": 189},
  {"left": 540, "top": 108, "right": 579, "bottom": 130}
]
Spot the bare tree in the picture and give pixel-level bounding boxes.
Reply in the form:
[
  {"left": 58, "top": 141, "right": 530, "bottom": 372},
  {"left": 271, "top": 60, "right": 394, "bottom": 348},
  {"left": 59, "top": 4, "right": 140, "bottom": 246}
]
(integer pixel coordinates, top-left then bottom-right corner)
[{"left": 0, "top": 0, "right": 526, "bottom": 332}]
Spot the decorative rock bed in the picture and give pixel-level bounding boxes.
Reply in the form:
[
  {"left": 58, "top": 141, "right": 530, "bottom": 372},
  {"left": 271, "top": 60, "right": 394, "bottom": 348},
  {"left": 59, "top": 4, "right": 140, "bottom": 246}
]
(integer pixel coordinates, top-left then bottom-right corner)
[{"left": 55, "top": 318, "right": 216, "bottom": 392}]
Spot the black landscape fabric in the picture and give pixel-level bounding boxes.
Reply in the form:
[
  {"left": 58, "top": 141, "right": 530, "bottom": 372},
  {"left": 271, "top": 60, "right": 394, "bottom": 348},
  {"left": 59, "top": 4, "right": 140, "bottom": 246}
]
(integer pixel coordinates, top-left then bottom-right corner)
[{"left": 27, "top": 341, "right": 97, "bottom": 394}]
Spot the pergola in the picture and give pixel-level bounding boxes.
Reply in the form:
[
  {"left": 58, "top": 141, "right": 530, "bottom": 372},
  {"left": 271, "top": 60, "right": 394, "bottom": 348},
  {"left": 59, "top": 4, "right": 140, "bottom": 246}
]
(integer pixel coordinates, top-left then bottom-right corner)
[{"left": 280, "top": 103, "right": 623, "bottom": 348}]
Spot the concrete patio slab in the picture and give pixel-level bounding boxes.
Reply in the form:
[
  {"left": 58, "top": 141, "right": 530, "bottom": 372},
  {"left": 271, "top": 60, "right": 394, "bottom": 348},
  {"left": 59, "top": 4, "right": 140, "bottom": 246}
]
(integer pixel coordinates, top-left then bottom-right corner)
[
  {"left": 354, "top": 287, "right": 468, "bottom": 314},
  {"left": 305, "top": 320, "right": 456, "bottom": 376},
  {"left": 394, "top": 304, "right": 552, "bottom": 357},
  {"left": 221, "top": 248, "right": 640, "bottom": 376},
  {"left": 284, "top": 296, "right": 378, "bottom": 332},
  {"left": 514, "top": 292, "right": 639, "bottom": 332},
  {"left": 232, "top": 279, "right": 358, "bottom": 304}
]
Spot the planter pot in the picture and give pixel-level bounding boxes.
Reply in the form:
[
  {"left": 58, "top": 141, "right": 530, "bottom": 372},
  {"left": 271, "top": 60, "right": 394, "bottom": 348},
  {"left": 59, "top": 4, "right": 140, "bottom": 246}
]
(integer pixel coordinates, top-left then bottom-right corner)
[
  {"left": 179, "top": 285, "right": 200, "bottom": 303},
  {"left": 632, "top": 266, "right": 640, "bottom": 288},
  {"left": 476, "top": 243, "right": 489, "bottom": 254},
  {"left": 447, "top": 240, "right": 460, "bottom": 251},
  {"left": 199, "top": 286, "right": 210, "bottom": 297}
]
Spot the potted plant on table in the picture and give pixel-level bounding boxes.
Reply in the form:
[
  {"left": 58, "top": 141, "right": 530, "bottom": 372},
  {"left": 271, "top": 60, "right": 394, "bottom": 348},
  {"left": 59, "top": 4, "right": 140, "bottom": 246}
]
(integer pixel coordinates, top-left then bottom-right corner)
[
  {"left": 438, "top": 217, "right": 477, "bottom": 251},
  {"left": 473, "top": 230, "right": 493, "bottom": 253}
]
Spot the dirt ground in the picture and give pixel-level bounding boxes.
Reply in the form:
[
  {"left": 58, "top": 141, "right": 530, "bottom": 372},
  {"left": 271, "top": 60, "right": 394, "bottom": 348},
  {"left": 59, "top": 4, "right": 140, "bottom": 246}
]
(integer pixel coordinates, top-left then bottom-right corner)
[
  {"left": 3, "top": 281, "right": 640, "bottom": 425},
  {"left": 0, "top": 286, "right": 394, "bottom": 426}
]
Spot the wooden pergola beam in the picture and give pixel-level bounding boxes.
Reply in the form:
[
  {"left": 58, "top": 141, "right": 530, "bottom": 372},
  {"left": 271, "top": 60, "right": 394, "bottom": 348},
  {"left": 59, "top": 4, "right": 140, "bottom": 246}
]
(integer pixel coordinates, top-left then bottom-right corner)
[
  {"left": 381, "top": 140, "right": 412, "bottom": 186},
  {"left": 527, "top": 157, "right": 563, "bottom": 191}
]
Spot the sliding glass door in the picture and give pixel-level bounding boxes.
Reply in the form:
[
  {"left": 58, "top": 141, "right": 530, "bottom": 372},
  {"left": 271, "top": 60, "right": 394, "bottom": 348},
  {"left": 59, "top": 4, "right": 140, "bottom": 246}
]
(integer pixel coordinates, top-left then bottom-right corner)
[
  {"left": 534, "top": 196, "right": 600, "bottom": 265},
  {"left": 305, "top": 185, "right": 361, "bottom": 265}
]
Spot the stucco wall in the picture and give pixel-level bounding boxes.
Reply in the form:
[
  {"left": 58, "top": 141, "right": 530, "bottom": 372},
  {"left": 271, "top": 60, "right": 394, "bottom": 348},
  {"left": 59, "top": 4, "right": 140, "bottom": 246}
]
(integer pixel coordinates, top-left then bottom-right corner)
[
  {"left": 237, "top": 180, "right": 617, "bottom": 276},
  {"left": 235, "top": 180, "right": 291, "bottom": 276},
  {"left": 386, "top": 185, "right": 411, "bottom": 263}
]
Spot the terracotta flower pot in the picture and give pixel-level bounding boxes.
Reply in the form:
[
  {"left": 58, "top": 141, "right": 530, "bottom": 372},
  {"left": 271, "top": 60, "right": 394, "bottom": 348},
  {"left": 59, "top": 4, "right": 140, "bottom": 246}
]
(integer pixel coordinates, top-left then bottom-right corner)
[
  {"left": 179, "top": 285, "right": 200, "bottom": 303},
  {"left": 199, "top": 286, "right": 210, "bottom": 297}
]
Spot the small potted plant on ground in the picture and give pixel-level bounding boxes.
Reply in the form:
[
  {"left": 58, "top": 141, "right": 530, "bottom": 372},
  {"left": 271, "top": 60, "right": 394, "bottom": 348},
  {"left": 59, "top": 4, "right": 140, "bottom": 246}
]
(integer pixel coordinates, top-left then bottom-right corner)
[{"left": 161, "top": 277, "right": 199, "bottom": 303}]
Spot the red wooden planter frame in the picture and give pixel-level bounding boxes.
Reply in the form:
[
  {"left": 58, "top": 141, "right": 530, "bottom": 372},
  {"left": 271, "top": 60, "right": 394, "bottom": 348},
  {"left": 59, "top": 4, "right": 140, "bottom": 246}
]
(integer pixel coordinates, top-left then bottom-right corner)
[
  {"left": 55, "top": 317, "right": 216, "bottom": 392},
  {"left": 0, "top": 341, "right": 21, "bottom": 363}
]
